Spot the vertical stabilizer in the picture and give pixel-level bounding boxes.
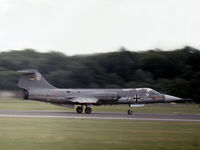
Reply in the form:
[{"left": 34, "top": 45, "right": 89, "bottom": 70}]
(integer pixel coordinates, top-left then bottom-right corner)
[{"left": 17, "top": 69, "right": 56, "bottom": 90}]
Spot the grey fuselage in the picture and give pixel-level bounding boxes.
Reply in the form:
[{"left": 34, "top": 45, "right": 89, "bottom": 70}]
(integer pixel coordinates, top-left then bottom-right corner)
[{"left": 27, "top": 88, "right": 166, "bottom": 105}]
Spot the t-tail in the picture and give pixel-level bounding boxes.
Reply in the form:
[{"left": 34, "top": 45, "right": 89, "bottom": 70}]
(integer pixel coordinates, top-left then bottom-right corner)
[{"left": 17, "top": 69, "right": 56, "bottom": 99}]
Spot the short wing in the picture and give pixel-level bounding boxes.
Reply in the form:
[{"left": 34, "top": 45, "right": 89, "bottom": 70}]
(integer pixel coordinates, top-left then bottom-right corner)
[
  {"left": 130, "top": 104, "right": 145, "bottom": 107},
  {"left": 70, "top": 97, "right": 99, "bottom": 104}
]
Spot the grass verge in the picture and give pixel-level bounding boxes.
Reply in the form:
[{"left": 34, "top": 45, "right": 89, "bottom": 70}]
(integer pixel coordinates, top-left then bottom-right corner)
[{"left": 0, "top": 118, "right": 199, "bottom": 150}]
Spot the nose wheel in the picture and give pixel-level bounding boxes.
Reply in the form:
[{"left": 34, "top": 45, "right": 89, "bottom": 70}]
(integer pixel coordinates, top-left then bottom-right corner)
[{"left": 128, "top": 109, "right": 133, "bottom": 115}]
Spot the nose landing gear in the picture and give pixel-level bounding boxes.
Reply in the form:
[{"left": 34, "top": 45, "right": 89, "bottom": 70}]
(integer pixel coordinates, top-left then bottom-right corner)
[
  {"left": 128, "top": 109, "right": 133, "bottom": 115},
  {"left": 127, "top": 104, "right": 133, "bottom": 115}
]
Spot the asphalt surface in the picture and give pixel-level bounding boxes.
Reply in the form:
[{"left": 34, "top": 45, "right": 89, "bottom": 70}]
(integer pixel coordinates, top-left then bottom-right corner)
[{"left": 0, "top": 110, "right": 199, "bottom": 122}]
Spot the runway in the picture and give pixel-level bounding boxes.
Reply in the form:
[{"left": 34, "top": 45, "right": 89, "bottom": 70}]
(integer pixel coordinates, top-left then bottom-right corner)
[{"left": 0, "top": 110, "right": 199, "bottom": 122}]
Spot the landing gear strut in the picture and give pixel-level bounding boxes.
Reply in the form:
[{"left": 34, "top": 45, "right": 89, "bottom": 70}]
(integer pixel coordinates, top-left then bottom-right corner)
[
  {"left": 76, "top": 106, "right": 83, "bottom": 113},
  {"left": 23, "top": 89, "right": 29, "bottom": 100}
]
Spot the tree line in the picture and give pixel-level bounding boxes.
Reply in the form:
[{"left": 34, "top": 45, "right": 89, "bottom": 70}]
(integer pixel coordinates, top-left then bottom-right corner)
[{"left": 0, "top": 46, "right": 199, "bottom": 102}]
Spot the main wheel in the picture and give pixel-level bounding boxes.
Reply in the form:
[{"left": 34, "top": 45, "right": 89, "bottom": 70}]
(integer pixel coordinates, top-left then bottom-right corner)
[
  {"left": 128, "top": 109, "right": 132, "bottom": 115},
  {"left": 76, "top": 106, "right": 83, "bottom": 113},
  {"left": 85, "top": 107, "right": 92, "bottom": 114}
]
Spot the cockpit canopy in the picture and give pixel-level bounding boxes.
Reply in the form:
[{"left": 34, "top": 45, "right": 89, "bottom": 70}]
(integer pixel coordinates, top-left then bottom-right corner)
[{"left": 135, "top": 88, "right": 160, "bottom": 94}]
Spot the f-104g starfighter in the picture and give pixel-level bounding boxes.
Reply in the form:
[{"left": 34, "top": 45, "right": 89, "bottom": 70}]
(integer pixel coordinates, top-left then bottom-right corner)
[{"left": 17, "top": 69, "right": 184, "bottom": 114}]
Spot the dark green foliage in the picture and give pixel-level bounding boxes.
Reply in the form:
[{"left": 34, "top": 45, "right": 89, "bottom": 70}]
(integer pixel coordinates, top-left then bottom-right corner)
[{"left": 0, "top": 46, "right": 199, "bottom": 102}]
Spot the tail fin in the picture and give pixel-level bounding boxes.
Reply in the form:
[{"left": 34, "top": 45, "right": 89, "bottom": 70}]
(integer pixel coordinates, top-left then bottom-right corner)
[{"left": 17, "top": 69, "right": 56, "bottom": 90}]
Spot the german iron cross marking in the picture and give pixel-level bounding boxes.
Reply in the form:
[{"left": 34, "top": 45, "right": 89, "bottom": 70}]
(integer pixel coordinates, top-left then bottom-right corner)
[{"left": 133, "top": 94, "right": 140, "bottom": 103}]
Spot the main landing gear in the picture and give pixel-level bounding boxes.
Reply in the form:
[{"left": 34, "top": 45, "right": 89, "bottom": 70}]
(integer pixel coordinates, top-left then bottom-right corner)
[
  {"left": 76, "top": 106, "right": 83, "bottom": 113},
  {"left": 85, "top": 107, "right": 92, "bottom": 114},
  {"left": 23, "top": 89, "right": 29, "bottom": 100},
  {"left": 76, "top": 106, "right": 92, "bottom": 114}
]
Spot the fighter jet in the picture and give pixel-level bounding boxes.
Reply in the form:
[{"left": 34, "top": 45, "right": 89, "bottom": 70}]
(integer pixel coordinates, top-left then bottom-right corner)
[{"left": 17, "top": 69, "right": 184, "bottom": 114}]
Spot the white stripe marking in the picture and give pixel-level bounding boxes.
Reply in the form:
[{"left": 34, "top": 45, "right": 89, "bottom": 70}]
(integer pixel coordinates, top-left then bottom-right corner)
[{"left": 0, "top": 114, "right": 199, "bottom": 122}]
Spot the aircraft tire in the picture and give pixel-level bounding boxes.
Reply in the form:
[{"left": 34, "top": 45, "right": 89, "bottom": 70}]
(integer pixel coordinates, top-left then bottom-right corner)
[
  {"left": 128, "top": 109, "right": 132, "bottom": 115},
  {"left": 76, "top": 106, "right": 83, "bottom": 113},
  {"left": 85, "top": 107, "right": 92, "bottom": 114}
]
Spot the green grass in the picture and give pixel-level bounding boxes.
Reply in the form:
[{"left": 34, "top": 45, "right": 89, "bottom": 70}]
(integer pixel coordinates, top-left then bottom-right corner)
[
  {"left": 0, "top": 98, "right": 199, "bottom": 150},
  {"left": 0, "top": 98, "right": 199, "bottom": 114},
  {"left": 0, "top": 118, "right": 199, "bottom": 150}
]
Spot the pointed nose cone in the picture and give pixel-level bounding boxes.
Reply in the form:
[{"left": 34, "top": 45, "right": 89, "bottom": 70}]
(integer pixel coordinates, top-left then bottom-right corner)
[{"left": 165, "top": 94, "right": 182, "bottom": 102}]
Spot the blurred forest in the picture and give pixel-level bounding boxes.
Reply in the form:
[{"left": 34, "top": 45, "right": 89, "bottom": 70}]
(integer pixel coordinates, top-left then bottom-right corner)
[{"left": 0, "top": 46, "right": 199, "bottom": 102}]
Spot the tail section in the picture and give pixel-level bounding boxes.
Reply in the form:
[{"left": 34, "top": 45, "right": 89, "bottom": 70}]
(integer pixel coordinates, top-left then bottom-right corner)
[{"left": 17, "top": 69, "right": 56, "bottom": 90}]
